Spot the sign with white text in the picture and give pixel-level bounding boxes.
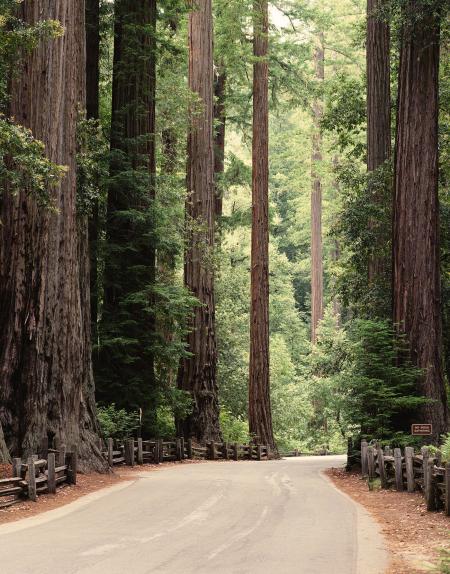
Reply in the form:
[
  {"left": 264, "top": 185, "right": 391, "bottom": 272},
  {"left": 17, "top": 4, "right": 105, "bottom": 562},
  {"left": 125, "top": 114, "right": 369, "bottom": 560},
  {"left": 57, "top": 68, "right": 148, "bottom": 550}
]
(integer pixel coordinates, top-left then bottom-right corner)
[{"left": 411, "top": 424, "right": 432, "bottom": 436}]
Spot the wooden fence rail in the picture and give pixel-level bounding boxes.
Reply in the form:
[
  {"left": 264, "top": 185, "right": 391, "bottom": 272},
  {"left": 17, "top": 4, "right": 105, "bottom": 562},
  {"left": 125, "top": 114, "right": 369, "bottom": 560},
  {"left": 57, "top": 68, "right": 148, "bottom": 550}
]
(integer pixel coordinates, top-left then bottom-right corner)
[
  {"left": 0, "top": 450, "right": 77, "bottom": 508},
  {"left": 360, "top": 440, "right": 450, "bottom": 516},
  {"left": 101, "top": 438, "right": 271, "bottom": 466}
]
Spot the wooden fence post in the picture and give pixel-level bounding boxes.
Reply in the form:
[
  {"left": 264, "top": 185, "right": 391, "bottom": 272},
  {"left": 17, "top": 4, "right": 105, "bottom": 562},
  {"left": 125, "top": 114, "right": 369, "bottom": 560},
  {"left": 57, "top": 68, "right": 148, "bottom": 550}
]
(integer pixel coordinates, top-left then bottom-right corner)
[
  {"left": 367, "top": 446, "right": 375, "bottom": 479},
  {"left": 257, "top": 445, "right": 262, "bottom": 461},
  {"left": 12, "top": 457, "right": 22, "bottom": 478},
  {"left": 66, "top": 451, "right": 78, "bottom": 485},
  {"left": 27, "top": 457, "right": 37, "bottom": 502},
  {"left": 361, "top": 440, "right": 368, "bottom": 477},
  {"left": 405, "top": 447, "right": 415, "bottom": 492},
  {"left": 176, "top": 439, "right": 182, "bottom": 461},
  {"left": 187, "top": 439, "right": 193, "bottom": 460},
  {"left": 222, "top": 442, "right": 229, "bottom": 460},
  {"left": 394, "top": 448, "right": 403, "bottom": 491},
  {"left": 422, "top": 447, "right": 429, "bottom": 492},
  {"left": 158, "top": 439, "right": 164, "bottom": 463},
  {"left": 47, "top": 452, "right": 56, "bottom": 494},
  {"left": 445, "top": 463, "right": 450, "bottom": 517},
  {"left": 208, "top": 442, "right": 217, "bottom": 461},
  {"left": 180, "top": 437, "right": 185, "bottom": 461},
  {"left": 425, "top": 458, "right": 436, "bottom": 511},
  {"left": 377, "top": 446, "right": 387, "bottom": 488},
  {"left": 107, "top": 438, "right": 114, "bottom": 467},
  {"left": 137, "top": 438, "right": 143, "bottom": 465},
  {"left": 233, "top": 443, "right": 239, "bottom": 461}
]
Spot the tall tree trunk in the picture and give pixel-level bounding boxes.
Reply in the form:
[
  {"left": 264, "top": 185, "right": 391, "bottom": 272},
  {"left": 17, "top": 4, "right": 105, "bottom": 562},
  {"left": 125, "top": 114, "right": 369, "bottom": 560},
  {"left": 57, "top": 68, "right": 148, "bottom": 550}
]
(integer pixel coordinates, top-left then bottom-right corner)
[
  {"left": 393, "top": 1, "right": 447, "bottom": 441},
  {"left": 177, "top": 0, "right": 220, "bottom": 442},
  {"left": 214, "top": 67, "right": 226, "bottom": 221},
  {"left": 248, "top": 0, "right": 275, "bottom": 449},
  {"left": 310, "top": 34, "right": 324, "bottom": 344},
  {"left": 86, "top": 0, "right": 100, "bottom": 344},
  {"left": 367, "top": 0, "right": 391, "bottom": 287},
  {"left": 0, "top": 0, "right": 105, "bottom": 470},
  {"left": 97, "top": 0, "right": 157, "bottom": 424}
]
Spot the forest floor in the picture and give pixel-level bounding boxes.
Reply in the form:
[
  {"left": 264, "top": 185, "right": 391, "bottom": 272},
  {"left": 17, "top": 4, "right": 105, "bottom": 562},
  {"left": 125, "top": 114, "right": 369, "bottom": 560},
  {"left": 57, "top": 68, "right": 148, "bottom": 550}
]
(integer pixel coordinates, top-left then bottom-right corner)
[
  {"left": 0, "top": 460, "right": 205, "bottom": 525},
  {"left": 326, "top": 467, "right": 450, "bottom": 574}
]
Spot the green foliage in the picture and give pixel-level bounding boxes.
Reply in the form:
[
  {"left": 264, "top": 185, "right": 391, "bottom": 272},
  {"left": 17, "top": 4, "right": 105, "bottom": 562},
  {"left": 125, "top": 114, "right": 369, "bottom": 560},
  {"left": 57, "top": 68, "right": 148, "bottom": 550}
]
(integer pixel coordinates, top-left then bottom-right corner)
[
  {"left": 97, "top": 403, "right": 139, "bottom": 439},
  {"left": 0, "top": 116, "right": 66, "bottom": 205},
  {"left": 76, "top": 113, "right": 108, "bottom": 217},
  {"left": 440, "top": 434, "right": 450, "bottom": 463},
  {"left": 220, "top": 411, "right": 250, "bottom": 443}
]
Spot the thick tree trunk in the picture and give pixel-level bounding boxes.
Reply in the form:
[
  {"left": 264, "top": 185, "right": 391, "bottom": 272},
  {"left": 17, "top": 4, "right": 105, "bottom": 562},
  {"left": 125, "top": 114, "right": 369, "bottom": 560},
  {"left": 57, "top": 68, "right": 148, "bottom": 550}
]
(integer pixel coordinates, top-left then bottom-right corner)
[
  {"left": 393, "top": 1, "right": 447, "bottom": 441},
  {"left": 310, "top": 35, "right": 324, "bottom": 344},
  {"left": 0, "top": 0, "right": 105, "bottom": 471},
  {"left": 97, "top": 1, "right": 157, "bottom": 422},
  {"left": 248, "top": 0, "right": 275, "bottom": 449},
  {"left": 367, "top": 0, "right": 391, "bottom": 286},
  {"left": 214, "top": 68, "right": 226, "bottom": 221},
  {"left": 178, "top": 0, "right": 220, "bottom": 442},
  {"left": 86, "top": 0, "right": 100, "bottom": 343}
]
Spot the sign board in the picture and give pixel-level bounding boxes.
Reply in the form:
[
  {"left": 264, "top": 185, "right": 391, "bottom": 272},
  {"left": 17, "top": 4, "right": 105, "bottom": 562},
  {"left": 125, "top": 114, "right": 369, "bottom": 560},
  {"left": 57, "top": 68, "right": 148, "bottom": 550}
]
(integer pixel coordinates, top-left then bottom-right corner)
[{"left": 411, "top": 424, "right": 432, "bottom": 436}]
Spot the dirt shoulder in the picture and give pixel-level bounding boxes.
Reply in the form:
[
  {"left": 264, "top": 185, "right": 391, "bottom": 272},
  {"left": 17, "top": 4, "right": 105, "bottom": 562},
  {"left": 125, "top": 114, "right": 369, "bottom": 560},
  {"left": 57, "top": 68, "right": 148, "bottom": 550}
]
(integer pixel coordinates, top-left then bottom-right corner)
[
  {"left": 326, "top": 467, "right": 450, "bottom": 574},
  {"left": 0, "top": 460, "right": 205, "bottom": 525}
]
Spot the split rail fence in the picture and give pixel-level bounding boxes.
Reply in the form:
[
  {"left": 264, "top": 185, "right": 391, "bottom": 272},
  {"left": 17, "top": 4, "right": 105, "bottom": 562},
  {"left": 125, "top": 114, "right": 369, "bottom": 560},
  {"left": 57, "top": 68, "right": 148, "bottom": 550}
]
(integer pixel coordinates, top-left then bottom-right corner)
[
  {"left": 0, "top": 448, "right": 77, "bottom": 509},
  {"left": 360, "top": 440, "right": 450, "bottom": 516},
  {"left": 102, "top": 438, "right": 271, "bottom": 466}
]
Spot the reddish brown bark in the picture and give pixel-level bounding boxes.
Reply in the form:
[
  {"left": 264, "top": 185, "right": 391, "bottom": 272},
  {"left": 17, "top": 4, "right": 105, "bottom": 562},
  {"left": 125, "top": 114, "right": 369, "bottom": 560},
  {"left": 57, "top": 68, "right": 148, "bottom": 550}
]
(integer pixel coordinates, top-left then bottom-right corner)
[
  {"left": 178, "top": 0, "right": 221, "bottom": 442},
  {"left": 248, "top": 0, "right": 275, "bottom": 449},
  {"left": 367, "top": 0, "right": 391, "bottom": 285},
  {"left": 393, "top": 1, "right": 447, "bottom": 441},
  {"left": 310, "top": 35, "right": 324, "bottom": 344},
  {"left": 0, "top": 0, "right": 105, "bottom": 470}
]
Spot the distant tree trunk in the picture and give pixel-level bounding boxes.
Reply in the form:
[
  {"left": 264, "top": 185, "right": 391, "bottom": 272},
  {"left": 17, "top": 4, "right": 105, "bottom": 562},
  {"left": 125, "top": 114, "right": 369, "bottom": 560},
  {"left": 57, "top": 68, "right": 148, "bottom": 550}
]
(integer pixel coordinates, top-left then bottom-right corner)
[
  {"left": 178, "top": 0, "right": 221, "bottom": 442},
  {"left": 393, "top": 1, "right": 447, "bottom": 441},
  {"left": 0, "top": 0, "right": 105, "bottom": 471},
  {"left": 214, "top": 67, "right": 226, "bottom": 221},
  {"left": 310, "top": 34, "right": 324, "bottom": 344},
  {"left": 367, "top": 0, "right": 391, "bottom": 286},
  {"left": 248, "top": 0, "right": 275, "bottom": 449},
  {"left": 97, "top": 0, "right": 157, "bottom": 422},
  {"left": 86, "top": 0, "right": 100, "bottom": 343}
]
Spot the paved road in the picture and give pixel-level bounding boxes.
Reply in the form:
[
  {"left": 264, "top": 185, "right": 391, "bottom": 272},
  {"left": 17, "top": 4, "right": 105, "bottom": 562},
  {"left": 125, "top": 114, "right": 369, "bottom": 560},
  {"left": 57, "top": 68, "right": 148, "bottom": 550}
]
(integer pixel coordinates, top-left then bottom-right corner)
[{"left": 0, "top": 456, "right": 386, "bottom": 574}]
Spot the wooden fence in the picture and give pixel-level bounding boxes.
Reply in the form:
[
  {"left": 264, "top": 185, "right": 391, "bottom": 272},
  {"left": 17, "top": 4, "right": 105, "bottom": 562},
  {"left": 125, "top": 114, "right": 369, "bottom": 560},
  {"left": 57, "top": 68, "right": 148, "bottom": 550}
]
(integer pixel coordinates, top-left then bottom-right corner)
[
  {"left": 102, "top": 438, "right": 271, "bottom": 466},
  {"left": 360, "top": 440, "right": 450, "bottom": 516},
  {"left": 0, "top": 450, "right": 77, "bottom": 508}
]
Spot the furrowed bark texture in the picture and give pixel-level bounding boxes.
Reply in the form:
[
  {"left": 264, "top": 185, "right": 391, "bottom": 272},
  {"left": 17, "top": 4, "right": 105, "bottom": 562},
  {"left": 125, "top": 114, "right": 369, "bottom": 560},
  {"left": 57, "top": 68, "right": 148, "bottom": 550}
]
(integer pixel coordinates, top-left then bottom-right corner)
[
  {"left": 178, "top": 0, "right": 221, "bottom": 442},
  {"left": 249, "top": 0, "right": 275, "bottom": 449},
  {"left": 393, "top": 2, "right": 448, "bottom": 441},
  {"left": 98, "top": 0, "right": 157, "bottom": 418},
  {"left": 0, "top": 0, "right": 105, "bottom": 471},
  {"left": 310, "top": 35, "right": 324, "bottom": 344},
  {"left": 367, "top": 0, "right": 391, "bottom": 286}
]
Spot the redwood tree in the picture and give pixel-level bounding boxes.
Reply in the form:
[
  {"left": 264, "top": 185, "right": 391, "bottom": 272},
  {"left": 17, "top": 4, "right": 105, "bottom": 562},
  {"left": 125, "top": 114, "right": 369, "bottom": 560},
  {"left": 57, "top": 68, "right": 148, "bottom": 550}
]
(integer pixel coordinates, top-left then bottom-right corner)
[
  {"left": 177, "top": 0, "right": 221, "bottom": 442},
  {"left": 0, "top": 0, "right": 105, "bottom": 470},
  {"left": 367, "top": 0, "right": 391, "bottom": 288},
  {"left": 393, "top": 0, "right": 448, "bottom": 441},
  {"left": 96, "top": 0, "right": 158, "bottom": 425},
  {"left": 248, "top": 0, "right": 275, "bottom": 448},
  {"left": 310, "top": 35, "right": 324, "bottom": 344}
]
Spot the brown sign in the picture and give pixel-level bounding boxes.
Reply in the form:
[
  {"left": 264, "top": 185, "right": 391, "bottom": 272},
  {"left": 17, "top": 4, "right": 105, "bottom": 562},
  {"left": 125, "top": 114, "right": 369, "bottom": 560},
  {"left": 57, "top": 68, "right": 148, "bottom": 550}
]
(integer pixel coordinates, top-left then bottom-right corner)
[{"left": 411, "top": 424, "right": 433, "bottom": 436}]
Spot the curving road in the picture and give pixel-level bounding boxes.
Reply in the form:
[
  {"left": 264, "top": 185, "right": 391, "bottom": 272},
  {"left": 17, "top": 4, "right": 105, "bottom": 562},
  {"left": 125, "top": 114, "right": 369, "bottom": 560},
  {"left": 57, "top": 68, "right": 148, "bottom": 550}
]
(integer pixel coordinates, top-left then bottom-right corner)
[{"left": 0, "top": 456, "right": 386, "bottom": 574}]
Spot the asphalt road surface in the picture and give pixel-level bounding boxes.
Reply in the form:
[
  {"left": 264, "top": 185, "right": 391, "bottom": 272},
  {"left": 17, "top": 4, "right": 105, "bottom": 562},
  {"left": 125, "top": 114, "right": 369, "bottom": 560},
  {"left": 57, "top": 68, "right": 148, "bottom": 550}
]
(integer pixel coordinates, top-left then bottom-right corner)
[{"left": 0, "top": 455, "right": 386, "bottom": 574}]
